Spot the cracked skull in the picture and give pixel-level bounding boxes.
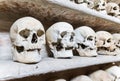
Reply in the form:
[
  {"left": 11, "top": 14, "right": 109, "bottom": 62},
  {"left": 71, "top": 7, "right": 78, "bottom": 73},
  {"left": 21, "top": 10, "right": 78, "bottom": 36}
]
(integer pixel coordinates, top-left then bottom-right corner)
[
  {"left": 96, "top": 31, "right": 117, "bottom": 55},
  {"left": 10, "top": 17, "right": 45, "bottom": 63},
  {"left": 46, "top": 22, "right": 75, "bottom": 58},
  {"left": 74, "top": 26, "right": 97, "bottom": 57},
  {"left": 106, "top": 2, "right": 120, "bottom": 17}
]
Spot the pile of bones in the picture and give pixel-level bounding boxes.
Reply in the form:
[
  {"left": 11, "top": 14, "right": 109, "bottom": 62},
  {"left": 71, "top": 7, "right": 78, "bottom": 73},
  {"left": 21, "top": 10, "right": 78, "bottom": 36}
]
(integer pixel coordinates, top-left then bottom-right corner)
[
  {"left": 70, "top": 0, "right": 120, "bottom": 19},
  {"left": 8, "top": 15, "right": 120, "bottom": 81},
  {"left": 51, "top": 65, "right": 120, "bottom": 81},
  {"left": 10, "top": 16, "right": 120, "bottom": 64}
]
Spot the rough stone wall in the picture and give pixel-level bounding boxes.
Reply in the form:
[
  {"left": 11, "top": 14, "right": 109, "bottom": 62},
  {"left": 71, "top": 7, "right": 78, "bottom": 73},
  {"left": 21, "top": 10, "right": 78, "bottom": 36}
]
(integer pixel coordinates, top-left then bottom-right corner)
[{"left": 0, "top": 0, "right": 120, "bottom": 33}]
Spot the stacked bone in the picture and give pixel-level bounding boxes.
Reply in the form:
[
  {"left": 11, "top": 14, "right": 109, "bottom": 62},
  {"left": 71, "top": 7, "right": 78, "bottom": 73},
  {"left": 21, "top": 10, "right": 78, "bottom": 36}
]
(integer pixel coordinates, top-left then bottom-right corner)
[
  {"left": 70, "top": 0, "right": 120, "bottom": 19},
  {"left": 74, "top": 27, "right": 120, "bottom": 56},
  {"left": 50, "top": 65, "right": 120, "bottom": 81},
  {"left": 9, "top": 16, "right": 120, "bottom": 63},
  {"left": 46, "top": 22, "right": 120, "bottom": 58}
]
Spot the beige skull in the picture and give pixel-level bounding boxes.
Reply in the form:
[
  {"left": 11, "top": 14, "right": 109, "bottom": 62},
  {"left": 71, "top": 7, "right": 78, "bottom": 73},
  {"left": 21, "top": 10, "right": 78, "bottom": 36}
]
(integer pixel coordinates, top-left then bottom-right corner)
[
  {"left": 74, "top": 26, "right": 97, "bottom": 57},
  {"left": 106, "top": 2, "right": 120, "bottom": 17},
  {"left": 94, "top": 0, "right": 107, "bottom": 11},
  {"left": 96, "top": 31, "right": 117, "bottom": 55}
]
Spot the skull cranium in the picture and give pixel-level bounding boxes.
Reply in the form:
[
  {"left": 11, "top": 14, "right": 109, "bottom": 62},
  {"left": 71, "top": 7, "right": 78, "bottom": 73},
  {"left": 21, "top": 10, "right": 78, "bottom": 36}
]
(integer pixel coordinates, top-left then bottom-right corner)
[
  {"left": 89, "top": 70, "right": 114, "bottom": 81},
  {"left": 96, "top": 31, "right": 117, "bottom": 55},
  {"left": 46, "top": 22, "right": 75, "bottom": 59},
  {"left": 74, "top": 26, "right": 97, "bottom": 57},
  {"left": 106, "top": 66, "right": 120, "bottom": 81},
  {"left": 71, "top": 75, "right": 93, "bottom": 81},
  {"left": 106, "top": 2, "right": 120, "bottom": 17},
  {"left": 10, "top": 17, "right": 45, "bottom": 63},
  {"left": 94, "top": 0, "right": 107, "bottom": 11},
  {"left": 93, "top": 0, "right": 107, "bottom": 14}
]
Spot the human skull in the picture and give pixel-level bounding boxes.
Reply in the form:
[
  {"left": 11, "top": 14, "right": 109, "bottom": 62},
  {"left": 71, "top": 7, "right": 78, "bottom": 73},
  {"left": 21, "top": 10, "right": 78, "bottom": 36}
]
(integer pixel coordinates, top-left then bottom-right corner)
[
  {"left": 96, "top": 31, "right": 117, "bottom": 55},
  {"left": 71, "top": 75, "right": 93, "bottom": 81},
  {"left": 46, "top": 22, "right": 75, "bottom": 59},
  {"left": 93, "top": 0, "right": 107, "bottom": 11},
  {"left": 106, "top": 66, "right": 120, "bottom": 81},
  {"left": 106, "top": 2, "right": 120, "bottom": 17},
  {"left": 10, "top": 17, "right": 45, "bottom": 63},
  {"left": 89, "top": 70, "right": 114, "bottom": 81},
  {"left": 74, "top": 26, "right": 97, "bottom": 57},
  {"left": 113, "top": 33, "right": 120, "bottom": 55}
]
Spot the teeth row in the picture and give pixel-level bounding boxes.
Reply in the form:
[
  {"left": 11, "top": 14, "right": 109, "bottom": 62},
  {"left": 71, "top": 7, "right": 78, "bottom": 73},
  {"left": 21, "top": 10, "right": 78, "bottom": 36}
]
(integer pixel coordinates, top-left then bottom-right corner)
[
  {"left": 25, "top": 44, "right": 41, "bottom": 50},
  {"left": 98, "top": 49, "right": 115, "bottom": 52}
]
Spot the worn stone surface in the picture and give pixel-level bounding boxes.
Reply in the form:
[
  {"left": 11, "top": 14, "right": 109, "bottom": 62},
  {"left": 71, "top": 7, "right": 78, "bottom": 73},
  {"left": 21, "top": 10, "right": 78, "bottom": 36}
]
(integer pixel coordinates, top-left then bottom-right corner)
[
  {"left": 8, "top": 63, "right": 115, "bottom": 81},
  {"left": 0, "top": 0, "right": 120, "bottom": 33}
]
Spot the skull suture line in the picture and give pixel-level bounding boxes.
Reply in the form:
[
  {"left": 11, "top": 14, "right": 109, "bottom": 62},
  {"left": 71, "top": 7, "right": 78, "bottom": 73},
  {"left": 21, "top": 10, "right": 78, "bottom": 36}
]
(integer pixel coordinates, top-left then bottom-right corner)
[
  {"left": 96, "top": 31, "right": 117, "bottom": 55},
  {"left": 46, "top": 22, "right": 75, "bottom": 59},
  {"left": 74, "top": 26, "right": 97, "bottom": 57},
  {"left": 10, "top": 17, "right": 45, "bottom": 63}
]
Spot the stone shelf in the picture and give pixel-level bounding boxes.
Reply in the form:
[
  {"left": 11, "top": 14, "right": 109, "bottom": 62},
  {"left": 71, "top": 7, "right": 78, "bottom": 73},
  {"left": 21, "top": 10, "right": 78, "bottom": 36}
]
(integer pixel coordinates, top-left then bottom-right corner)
[{"left": 0, "top": 55, "right": 120, "bottom": 80}]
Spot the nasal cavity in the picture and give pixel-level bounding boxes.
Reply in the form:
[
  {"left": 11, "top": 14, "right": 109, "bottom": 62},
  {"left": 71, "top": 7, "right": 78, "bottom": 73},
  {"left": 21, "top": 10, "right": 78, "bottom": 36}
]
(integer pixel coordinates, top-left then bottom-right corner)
[{"left": 31, "top": 33, "right": 38, "bottom": 43}]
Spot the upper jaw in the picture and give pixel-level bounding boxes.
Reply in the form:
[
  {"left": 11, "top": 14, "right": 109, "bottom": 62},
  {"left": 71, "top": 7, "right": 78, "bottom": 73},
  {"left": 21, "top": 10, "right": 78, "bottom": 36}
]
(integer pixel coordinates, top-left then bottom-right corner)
[
  {"left": 15, "top": 45, "right": 41, "bottom": 53},
  {"left": 97, "top": 47, "right": 116, "bottom": 52}
]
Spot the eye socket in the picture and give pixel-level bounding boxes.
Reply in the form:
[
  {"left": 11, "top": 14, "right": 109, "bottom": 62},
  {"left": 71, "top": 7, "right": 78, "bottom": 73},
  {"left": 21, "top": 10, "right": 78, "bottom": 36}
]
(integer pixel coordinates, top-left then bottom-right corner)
[
  {"left": 118, "top": 40, "right": 120, "bottom": 44},
  {"left": 96, "top": 5, "right": 99, "bottom": 8},
  {"left": 19, "top": 29, "right": 30, "bottom": 38},
  {"left": 37, "top": 29, "right": 44, "bottom": 37},
  {"left": 102, "top": 3, "right": 105, "bottom": 6},
  {"left": 87, "top": 36, "right": 93, "bottom": 41},
  {"left": 61, "top": 31, "right": 67, "bottom": 38},
  {"left": 72, "top": 32, "right": 75, "bottom": 36},
  {"left": 87, "top": 2, "right": 90, "bottom": 5},
  {"left": 107, "top": 38, "right": 111, "bottom": 43},
  {"left": 113, "top": 7, "right": 117, "bottom": 10}
]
